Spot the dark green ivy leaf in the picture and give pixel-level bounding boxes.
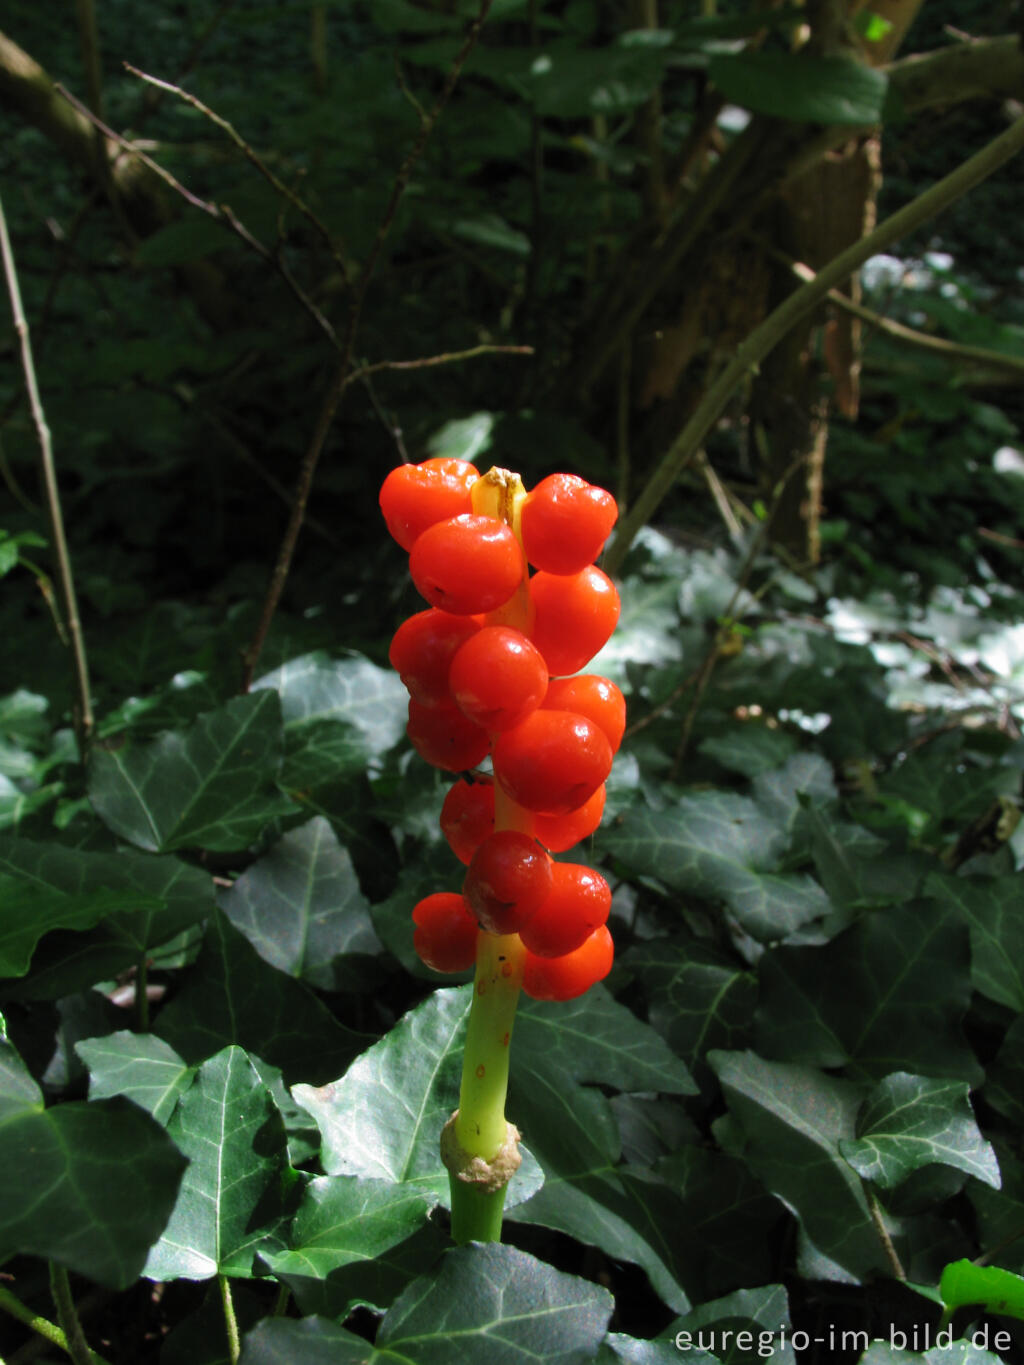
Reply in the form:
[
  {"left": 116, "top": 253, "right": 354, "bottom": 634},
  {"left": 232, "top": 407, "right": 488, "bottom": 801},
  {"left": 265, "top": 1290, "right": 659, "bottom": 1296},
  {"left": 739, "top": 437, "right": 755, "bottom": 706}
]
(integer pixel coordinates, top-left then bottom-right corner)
[
  {"left": 240, "top": 1243, "right": 614, "bottom": 1364},
  {"left": 88, "top": 691, "right": 297, "bottom": 852},
  {"left": 755, "top": 900, "right": 980, "bottom": 1083},
  {"left": 0, "top": 1096, "right": 186, "bottom": 1288},
  {"left": 840, "top": 1072, "right": 1000, "bottom": 1190},
  {"left": 218, "top": 816, "right": 381, "bottom": 989},
  {"left": 144, "top": 1046, "right": 296, "bottom": 1281},
  {"left": 155, "top": 910, "right": 368, "bottom": 1084}
]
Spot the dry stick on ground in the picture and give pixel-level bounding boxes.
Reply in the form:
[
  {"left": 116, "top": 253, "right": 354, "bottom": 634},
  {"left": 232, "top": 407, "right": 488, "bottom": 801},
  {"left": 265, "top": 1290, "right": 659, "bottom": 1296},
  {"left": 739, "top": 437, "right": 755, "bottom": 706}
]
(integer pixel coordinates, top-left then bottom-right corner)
[
  {"left": 0, "top": 189, "right": 93, "bottom": 757},
  {"left": 54, "top": 83, "right": 340, "bottom": 348},
  {"left": 239, "top": 0, "right": 495, "bottom": 691},
  {"left": 604, "top": 112, "right": 1024, "bottom": 577}
]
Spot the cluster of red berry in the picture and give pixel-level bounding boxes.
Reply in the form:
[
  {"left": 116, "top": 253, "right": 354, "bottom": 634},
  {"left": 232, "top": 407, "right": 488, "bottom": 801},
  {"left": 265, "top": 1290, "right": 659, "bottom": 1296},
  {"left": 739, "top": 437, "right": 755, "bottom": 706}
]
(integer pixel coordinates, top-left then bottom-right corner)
[{"left": 380, "top": 457, "right": 623, "bottom": 1001}]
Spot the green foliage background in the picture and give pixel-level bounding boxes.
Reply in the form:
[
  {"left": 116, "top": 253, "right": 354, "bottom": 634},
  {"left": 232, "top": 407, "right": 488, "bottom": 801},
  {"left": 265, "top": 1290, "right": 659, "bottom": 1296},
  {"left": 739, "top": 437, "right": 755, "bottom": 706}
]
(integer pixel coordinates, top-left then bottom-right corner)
[{"left": 1, "top": 1, "right": 1024, "bottom": 1362}]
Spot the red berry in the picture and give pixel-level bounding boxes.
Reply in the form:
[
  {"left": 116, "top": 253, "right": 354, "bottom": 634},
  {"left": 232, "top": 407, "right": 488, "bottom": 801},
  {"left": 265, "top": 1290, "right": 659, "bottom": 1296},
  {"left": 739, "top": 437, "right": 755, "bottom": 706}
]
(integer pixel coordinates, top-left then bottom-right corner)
[
  {"left": 379, "top": 459, "right": 478, "bottom": 551},
  {"left": 534, "top": 784, "right": 606, "bottom": 852},
  {"left": 529, "top": 566, "right": 620, "bottom": 676},
  {"left": 406, "top": 699, "right": 490, "bottom": 772},
  {"left": 463, "top": 830, "right": 553, "bottom": 936},
  {"left": 522, "top": 925, "right": 614, "bottom": 1001},
  {"left": 492, "top": 710, "right": 612, "bottom": 816},
  {"left": 410, "top": 515, "right": 525, "bottom": 615},
  {"left": 521, "top": 474, "right": 618, "bottom": 575},
  {"left": 543, "top": 675, "right": 625, "bottom": 752},
  {"left": 412, "top": 892, "right": 479, "bottom": 973},
  {"left": 449, "top": 626, "right": 548, "bottom": 732},
  {"left": 519, "top": 862, "right": 611, "bottom": 958},
  {"left": 389, "top": 610, "right": 481, "bottom": 707},
  {"left": 441, "top": 778, "right": 495, "bottom": 865}
]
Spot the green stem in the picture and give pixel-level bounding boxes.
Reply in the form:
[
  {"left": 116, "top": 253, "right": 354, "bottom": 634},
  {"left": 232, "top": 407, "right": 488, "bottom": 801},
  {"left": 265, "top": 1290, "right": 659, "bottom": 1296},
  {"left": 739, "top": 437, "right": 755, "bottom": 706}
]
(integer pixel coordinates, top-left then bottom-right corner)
[
  {"left": 447, "top": 929, "right": 525, "bottom": 1243},
  {"left": 49, "top": 1265, "right": 94, "bottom": 1365},
  {"left": 219, "top": 1274, "right": 240, "bottom": 1365},
  {"left": 604, "top": 111, "right": 1024, "bottom": 577},
  {"left": 0, "top": 1284, "right": 110, "bottom": 1365}
]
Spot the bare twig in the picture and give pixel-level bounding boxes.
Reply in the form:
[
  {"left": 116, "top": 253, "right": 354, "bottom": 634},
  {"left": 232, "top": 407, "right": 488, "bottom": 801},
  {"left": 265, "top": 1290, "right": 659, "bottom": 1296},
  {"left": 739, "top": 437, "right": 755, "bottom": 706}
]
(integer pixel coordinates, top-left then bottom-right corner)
[
  {"left": 124, "top": 63, "right": 351, "bottom": 286},
  {"left": 774, "top": 248, "right": 1024, "bottom": 379},
  {"left": 54, "top": 83, "right": 340, "bottom": 347},
  {"left": 344, "top": 344, "right": 533, "bottom": 389},
  {"left": 979, "top": 527, "right": 1024, "bottom": 551},
  {"left": 0, "top": 188, "right": 93, "bottom": 756},
  {"left": 239, "top": 0, "right": 495, "bottom": 690}
]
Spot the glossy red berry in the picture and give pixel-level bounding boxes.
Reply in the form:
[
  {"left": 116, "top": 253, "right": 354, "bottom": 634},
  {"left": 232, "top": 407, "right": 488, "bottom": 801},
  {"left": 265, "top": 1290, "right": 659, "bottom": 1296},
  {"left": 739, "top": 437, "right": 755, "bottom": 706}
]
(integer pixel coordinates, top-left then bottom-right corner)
[
  {"left": 412, "top": 892, "right": 479, "bottom": 973},
  {"left": 543, "top": 675, "right": 625, "bottom": 752},
  {"left": 379, "top": 459, "right": 478, "bottom": 551},
  {"left": 534, "top": 784, "right": 606, "bottom": 852},
  {"left": 406, "top": 699, "right": 490, "bottom": 772},
  {"left": 440, "top": 778, "right": 495, "bottom": 865},
  {"left": 463, "top": 830, "right": 553, "bottom": 936},
  {"left": 410, "top": 515, "right": 525, "bottom": 615},
  {"left": 529, "top": 566, "right": 620, "bottom": 677},
  {"left": 519, "top": 862, "right": 611, "bottom": 958},
  {"left": 520, "top": 473, "right": 618, "bottom": 575},
  {"left": 492, "top": 710, "right": 612, "bottom": 816},
  {"left": 389, "top": 610, "right": 480, "bottom": 707},
  {"left": 449, "top": 626, "right": 549, "bottom": 732},
  {"left": 522, "top": 925, "right": 614, "bottom": 1001}
]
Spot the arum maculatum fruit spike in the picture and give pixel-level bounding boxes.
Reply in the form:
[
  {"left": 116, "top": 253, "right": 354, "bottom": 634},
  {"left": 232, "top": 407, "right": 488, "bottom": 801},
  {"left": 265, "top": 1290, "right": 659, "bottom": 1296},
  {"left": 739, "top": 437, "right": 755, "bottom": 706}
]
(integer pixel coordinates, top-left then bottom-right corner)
[{"left": 380, "top": 459, "right": 621, "bottom": 1242}]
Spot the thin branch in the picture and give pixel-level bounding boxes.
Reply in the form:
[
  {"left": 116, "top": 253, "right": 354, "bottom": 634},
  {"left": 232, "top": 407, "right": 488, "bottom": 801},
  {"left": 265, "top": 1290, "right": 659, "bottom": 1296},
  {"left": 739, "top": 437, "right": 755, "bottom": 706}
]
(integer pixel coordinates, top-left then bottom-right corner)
[
  {"left": 773, "top": 248, "right": 1024, "bottom": 378},
  {"left": 865, "top": 1184, "right": 907, "bottom": 1281},
  {"left": 53, "top": 83, "right": 340, "bottom": 348},
  {"left": 240, "top": 0, "right": 494, "bottom": 690},
  {"left": 344, "top": 344, "right": 533, "bottom": 389},
  {"left": 0, "top": 187, "right": 93, "bottom": 756},
  {"left": 124, "top": 63, "right": 350, "bottom": 285},
  {"left": 604, "top": 111, "right": 1024, "bottom": 576}
]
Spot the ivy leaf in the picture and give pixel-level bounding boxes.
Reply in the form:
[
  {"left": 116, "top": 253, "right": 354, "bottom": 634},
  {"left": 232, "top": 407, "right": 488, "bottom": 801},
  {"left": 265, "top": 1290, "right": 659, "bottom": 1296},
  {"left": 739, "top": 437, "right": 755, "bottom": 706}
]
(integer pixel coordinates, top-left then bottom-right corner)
[
  {"left": 600, "top": 1334, "right": 718, "bottom": 1364},
  {"left": 755, "top": 900, "right": 980, "bottom": 1082},
  {"left": 240, "top": 1243, "right": 614, "bottom": 1364},
  {"left": 253, "top": 652, "right": 406, "bottom": 790},
  {"left": 76, "top": 1031, "right": 195, "bottom": 1125},
  {"left": 144, "top": 1046, "right": 295, "bottom": 1281},
  {"left": 699, "top": 726, "right": 798, "bottom": 779},
  {"left": 622, "top": 937, "right": 756, "bottom": 1092},
  {"left": 88, "top": 692, "right": 297, "bottom": 852},
  {"left": 507, "top": 990, "right": 697, "bottom": 1312},
  {"left": 669, "top": 1284, "right": 795, "bottom": 1365},
  {"left": 155, "top": 910, "right": 367, "bottom": 1085},
  {"left": 0, "top": 836, "right": 213, "bottom": 992},
  {"left": 708, "top": 51, "right": 888, "bottom": 125},
  {"left": 710, "top": 1050, "right": 886, "bottom": 1282},
  {"left": 512, "top": 986, "right": 697, "bottom": 1174},
  {"left": 293, "top": 985, "right": 542, "bottom": 1213},
  {"left": 0, "top": 877, "right": 155, "bottom": 976},
  {"left": 926, "top": 871, "right": 1024, "bottom": 1011},
  {"left": 260, "top": 1176, "right": 435, "bottom": 1289},
  {"left": 0, "top": 1019, "right": 42, "bottom": 1119},
  {"left": 219, "top": 816, "right": 381, "bottom": 990},
  {"left": 292, "top": 986, "right": 467, "bottom": 1202},
  {"left": 602, "top": 792, "right": 829, "bottom": 940},
  {"left": 0, "top": 1097, "right": 186, "bottom": 1288},
  {"left": 840, "top": 1072, "right": 1001, "bottom": 1190}
]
